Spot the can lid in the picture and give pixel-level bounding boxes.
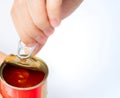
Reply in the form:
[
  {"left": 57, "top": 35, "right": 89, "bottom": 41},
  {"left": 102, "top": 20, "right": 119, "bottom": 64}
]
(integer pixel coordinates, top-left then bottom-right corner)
[
  {"left": 17, "top": 40, "right": 38, "bottom": 59},
  {"left": 3, "top": 54, "right": 47, "bottom": 72},
  {"left": 11, "top": 40, "right": 42, "bottom": 71}
]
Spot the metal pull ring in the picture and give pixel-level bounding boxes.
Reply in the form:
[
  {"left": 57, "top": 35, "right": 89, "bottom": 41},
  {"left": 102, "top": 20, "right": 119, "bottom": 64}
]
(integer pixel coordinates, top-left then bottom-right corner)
[{"left": 17, "top": 40, "right": 37, "bottom": 59}]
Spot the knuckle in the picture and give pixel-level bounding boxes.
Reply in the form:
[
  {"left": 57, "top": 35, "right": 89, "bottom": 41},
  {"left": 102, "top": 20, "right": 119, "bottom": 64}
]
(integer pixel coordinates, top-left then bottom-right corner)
[{"left": 33, "top": 18, "right": 49, "bottom": 30}]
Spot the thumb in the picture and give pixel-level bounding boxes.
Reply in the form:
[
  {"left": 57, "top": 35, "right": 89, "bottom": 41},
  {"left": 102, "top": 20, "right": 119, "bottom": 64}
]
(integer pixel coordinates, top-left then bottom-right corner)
[{"left": 0, "top": 51, "right": 6, "bottom": 65}]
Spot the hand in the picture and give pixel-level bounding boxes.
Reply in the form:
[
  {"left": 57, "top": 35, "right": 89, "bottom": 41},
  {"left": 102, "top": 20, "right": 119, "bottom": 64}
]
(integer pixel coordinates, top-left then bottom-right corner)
[
  {"left": 0, "top": 52, "right": 6, "bottom": 65},
  {"left": 11, "top": 0, "right": 83, "bottom": 55}
]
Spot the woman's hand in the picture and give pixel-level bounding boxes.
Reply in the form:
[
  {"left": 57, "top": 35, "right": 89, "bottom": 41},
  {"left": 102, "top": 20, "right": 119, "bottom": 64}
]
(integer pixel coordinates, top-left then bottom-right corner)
[
  {"left": 0, "top": 52, "right": 6, "bottom": 65},
  {"left": 11, "top": 0, "right": 83, "bottom": 54}
]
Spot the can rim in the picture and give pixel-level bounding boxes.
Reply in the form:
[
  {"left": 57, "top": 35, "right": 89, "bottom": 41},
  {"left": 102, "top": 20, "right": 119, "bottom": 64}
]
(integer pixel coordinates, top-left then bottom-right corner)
[{"left": 0, "top": 57, "right": 49, "bottom": 90}]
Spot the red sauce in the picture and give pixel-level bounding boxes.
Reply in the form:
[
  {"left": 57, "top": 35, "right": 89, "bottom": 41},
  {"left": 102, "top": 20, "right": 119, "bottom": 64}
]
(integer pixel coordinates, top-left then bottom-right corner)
[{"left": 3, "top": 63, "right": 45, "bottom": 88}]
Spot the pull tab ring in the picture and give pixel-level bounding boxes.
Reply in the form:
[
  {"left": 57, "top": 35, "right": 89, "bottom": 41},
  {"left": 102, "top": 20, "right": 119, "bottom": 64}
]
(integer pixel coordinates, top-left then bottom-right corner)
[{"left": 17, "top": 40, "right": 37, "bottom": 59}]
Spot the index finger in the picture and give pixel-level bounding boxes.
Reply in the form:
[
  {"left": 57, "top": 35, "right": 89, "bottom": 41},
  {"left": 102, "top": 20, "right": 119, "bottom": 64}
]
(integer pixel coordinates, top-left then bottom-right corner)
[{"left": 47, "top": 0, "right": 62, "bottom": 27}]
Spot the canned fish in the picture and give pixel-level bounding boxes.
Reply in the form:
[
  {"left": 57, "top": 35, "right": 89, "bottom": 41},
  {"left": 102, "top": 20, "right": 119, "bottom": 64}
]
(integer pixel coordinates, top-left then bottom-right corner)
[{"left": 0, "top": 54, "right": 48, "bottom": 98}]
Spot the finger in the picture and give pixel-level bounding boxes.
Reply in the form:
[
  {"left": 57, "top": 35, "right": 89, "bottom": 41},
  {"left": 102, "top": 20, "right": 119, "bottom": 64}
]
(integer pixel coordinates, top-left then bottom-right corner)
[
  {"left": 11, "top": 1, "right": 36, "bottom": 46},
  {"left": 0, "top": 51, "right": 6, "bottom": 65},
  {"left": 47, "top": 0, "right": 62, "bottom": 27},
  {"left": 11, "top": 1, "right": 47, "bottom": 47},
  {"left": 61, "top": 0, "right": 83, "bottom": 19},
  {"left": 32, "top": 41, "right": 46, "bottom": 55},
  {"left": 26, "top": 0, "right": 54, "bottom": 36}
]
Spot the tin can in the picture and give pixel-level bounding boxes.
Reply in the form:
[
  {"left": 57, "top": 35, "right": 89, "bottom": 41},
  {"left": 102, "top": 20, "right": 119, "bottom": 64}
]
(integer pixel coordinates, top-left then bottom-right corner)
[{"left": 0, "top": 54, "right": 48, "bottom": 98}]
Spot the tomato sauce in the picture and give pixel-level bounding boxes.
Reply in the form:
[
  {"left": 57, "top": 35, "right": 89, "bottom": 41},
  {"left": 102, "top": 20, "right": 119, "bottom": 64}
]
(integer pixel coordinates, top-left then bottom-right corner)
[{"left": 2, "top": 63, "right": 45, "bottom": 88}]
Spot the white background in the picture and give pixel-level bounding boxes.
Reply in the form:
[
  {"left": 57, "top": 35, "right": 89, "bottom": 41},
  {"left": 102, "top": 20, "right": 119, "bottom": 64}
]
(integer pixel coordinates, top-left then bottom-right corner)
[{"left": 0, "top": 0, "right": 120, "bottom": 98}]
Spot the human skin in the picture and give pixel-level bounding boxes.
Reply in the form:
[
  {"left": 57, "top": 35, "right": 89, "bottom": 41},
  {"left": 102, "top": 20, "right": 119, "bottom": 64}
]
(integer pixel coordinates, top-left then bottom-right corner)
[
  {"left": 0, "top": 52, "right": 6, "bottom": 65},
  {"left": 11, "top": 0, "right": 83, "bottom": 55},
  {"left": 0, "top": 0, "right": 83, "bottom": 97}
]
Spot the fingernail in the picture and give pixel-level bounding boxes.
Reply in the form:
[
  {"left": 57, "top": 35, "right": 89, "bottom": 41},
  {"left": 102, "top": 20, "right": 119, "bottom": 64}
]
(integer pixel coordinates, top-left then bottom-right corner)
[
  {"left": 50, "top": 18, "right": 60, "bottom": 27},
  {"left": 36, "top": 36, "right": 45, "bottom": 45},
  {"left": 44, "top": 27, "right": 54, "bottom": 36}
]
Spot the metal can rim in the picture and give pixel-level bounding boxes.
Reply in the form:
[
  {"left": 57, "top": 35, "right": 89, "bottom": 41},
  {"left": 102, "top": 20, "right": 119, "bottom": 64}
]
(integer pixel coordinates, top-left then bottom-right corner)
[{"left": 0, "top": 56, "right": 49, "bottom": 91}]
